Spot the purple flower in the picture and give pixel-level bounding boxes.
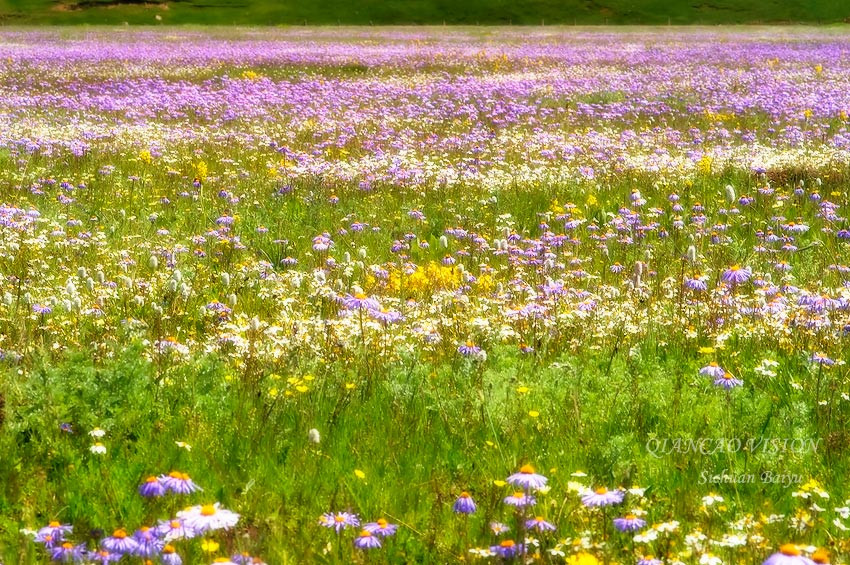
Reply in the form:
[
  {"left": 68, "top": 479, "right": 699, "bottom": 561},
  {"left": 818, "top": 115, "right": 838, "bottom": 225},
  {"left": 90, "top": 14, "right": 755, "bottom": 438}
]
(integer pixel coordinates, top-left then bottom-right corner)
[
  {"left": 762, "top": 545, "right": 815, "bottom": 565},
  {"left": 369, "top": 308, "right": 403, "bottom": 325},
  {"left": 161, "top": 545, "right": 183, "bottom": 565},
  {"left": 131, "top": 527, "right": 163, "bottom": 557},
  {"left": 155, "top": 519, "right": 195, "bottom": 541},
  {"left": 613, "top": 514, "right": 646, "bottom": 532},
  {"left": 453, "top": 492, "right": 476, "bottom": 514},
  {"left": 159, "top": 471, "right": 202, "bottom": 494},
  {"left": 352, "top": 530, "right": 382, "bottom": 549},
  {"left": 581, "top": 487, "right": 624, "bottom": 508},
  {"left": 50, "top": 542, "right": 86, "bottom": 562},
  {"left": 177, "top": 503, "right": 239, "bottom": 534},
  {"left": 342, "top": 293, "right": 380, "bottom": 311},
  {"left": 506, "top": 464, "right": 547, "bottom": 491},
  {"left": 457, "top": 341, "right": 481, "bottom": 357},
  {"left": 722, "top": 265, "right": 752, "bottom": 285},
  {"left": 100, "top": 529, "right": 139, "bottom": 555},
  {"left": 320, "top": 511, "right": 360, "bottom": 533},
  {"left": 504, "top": 491, "right": 536, "bottom": 508},
  {"left": 138, "top": 476, "right": 165, "bottom": 498},
  {"left": 699, "top": 362, "right": 726, "bottom": 379},
  {"left": 685, "top": 275, "right": 708, "bottom": 291},
  {"left": 809, "top": 352, "right": 835, "bottom": 366},
  {"left": 363, "top": 518, "right": 397, "bottom": 537},
  {"left": 715, "top": 372, "right": 743, "bottom": 389},
  {"left": 490, "top": 540, "right": 524, "bottom": 559},
  {"left": 87, "top": 549, "right": 120, "bottom": 564},
  {"left": 33, "top": 304, "right": 52, "bottom": 315},
  {"left": 37, "top": 521, "right": 73, "bottom": 545},
  {"left": 638, "top": 558, "right": 664, "bottom": 565},
  {"left": 525, "top": 516, "right": 556, "bottom": 532}
]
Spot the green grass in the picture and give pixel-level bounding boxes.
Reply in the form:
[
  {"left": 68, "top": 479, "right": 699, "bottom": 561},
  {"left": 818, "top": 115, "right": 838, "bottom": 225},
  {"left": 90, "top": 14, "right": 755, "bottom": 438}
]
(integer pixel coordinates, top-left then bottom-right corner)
[{"left": 2, "top": 0, "right": 850, "bottom": 25}]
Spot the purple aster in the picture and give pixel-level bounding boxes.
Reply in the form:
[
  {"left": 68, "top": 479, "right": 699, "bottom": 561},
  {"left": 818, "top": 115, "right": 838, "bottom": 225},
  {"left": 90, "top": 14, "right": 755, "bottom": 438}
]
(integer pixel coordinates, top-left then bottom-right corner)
[
  {"left": 613, "top": 514, "right": 647, "bottom": 532},
  {"left": 50, "top": 542, "right": 86, "bottom": 562},
  {"left": 131, "top": 527, "right": 163, "bottom": 557},
  {"left": 506, "top": 464, "right": 548, "bottom": 491},
  {"left": 809, "top": 352, "right": 835, "bottom": 366},
  {"left": 369, "top": 308, "right": 403, "bottom": 325},
  {"left": 699, "top": 362, "right": 726, "bottom": 379},
  {"left": 37, "top": 521, "right": 73, "bottom": 545},
  {"left": 721, "top": 265, "right": 752, "bottom": 285},
  {"left": 159, "top": 471, "right": 202, "bottom": 494},
  {"left": 161, "top": 545, "right": 182, "bottom": 565},
  {"left": 33, "top": 303, "right": 52, "bottom": 315},
  {"left": 319, "top": 511, "right": 360, "bottom": 533},
  {"left": 457, "top": 341, "right": 482, "bottom": 356},
  {"left": 100, "top": 529, "right": 139, "bottom": 554},
  {"left": 155, "top": 519, "right": 195, "bottom": 541},
  {"left": 452, "top": 492, "right": 476, "bottom": 514},
  {"left": 87, "top": 549, "right": 120, "bottom": 564},
  {"left": 581, "top": 487, "right": 624, "bottom": 508},
  {"left": 762, "top": 545, "right": 815, "bottom": 565},
  {"left": 490, "top": 540, "right": 524, "bottom": 559},
  {"left": 353, "top": 530, "right": 382, "bottom": 549},
  {"left": 638, "top": 558, "right": 664, "bottom": 565},
  {"left": 138, "top": 476, "right": 166, "bottom": 498},
  {"left": 715, "top": 372, "right": 743, "bottom": 389},
  {"left": 685, "top": 275, "right": 708, "bottom": 291},
  {"left": 504, "top": 491, "right": 536, "bottom": 508},
  {"left": 177, "top": 503, "right": 239, "bottom": 534},
  {"left": 525, "top": 516, "right": 556, "bottom": 532},
  {"left": 342, "top": 293, "right": 380, "bottom": 311},
  {"left": 363, "top": 518, "right": 398, "bottom": 537}
]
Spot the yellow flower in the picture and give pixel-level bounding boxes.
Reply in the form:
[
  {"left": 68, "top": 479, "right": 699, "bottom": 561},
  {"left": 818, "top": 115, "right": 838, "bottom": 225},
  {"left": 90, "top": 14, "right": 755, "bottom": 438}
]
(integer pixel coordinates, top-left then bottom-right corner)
[
  {"left": 354, "top": 469, "right": 366, "bottom": 480},
  {"left": 528, "top": 410, "right": 540, "bottom": 418},
  {"left": 698, "top": 346, "right": 715, "bottom": 354},
  {"left": 201, "top": 539, "right": 220, "bottom": 553},
  {"left": 295, "top": 385, "right": 309, "bottom": 393},
  {"left": 195, "top": 161, "right": 208, "bottom": 181},
  {"left": 567, "top": 552, "right": 600, "bottom": 565},
  {"left": 516, "top": 386, "right": 530, "bottom": 394},
  {"left": 493, "top": 480, "right": 507, "bottom": 487}
]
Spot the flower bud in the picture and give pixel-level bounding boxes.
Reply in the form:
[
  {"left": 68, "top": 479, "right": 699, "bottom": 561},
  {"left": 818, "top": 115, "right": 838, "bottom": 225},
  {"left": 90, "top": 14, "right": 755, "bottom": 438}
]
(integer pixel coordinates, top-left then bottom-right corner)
[
  {"left": 308, "top": 428, "right": 321, "bottom": 444},
  {"left": 148, "top": 256, "right": 158, "bottom": 270}
]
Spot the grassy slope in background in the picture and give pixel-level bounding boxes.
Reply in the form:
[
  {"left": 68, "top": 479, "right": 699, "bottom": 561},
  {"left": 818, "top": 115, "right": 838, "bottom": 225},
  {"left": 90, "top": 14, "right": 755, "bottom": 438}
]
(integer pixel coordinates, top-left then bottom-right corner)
[{"left": 2, "top": 0, "right": 850, "bottom": 25}]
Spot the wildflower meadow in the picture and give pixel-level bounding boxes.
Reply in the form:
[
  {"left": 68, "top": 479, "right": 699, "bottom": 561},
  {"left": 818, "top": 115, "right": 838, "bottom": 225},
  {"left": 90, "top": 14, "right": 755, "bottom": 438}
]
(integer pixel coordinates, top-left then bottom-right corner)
[{"left": 2, "top": 26, "right": 850, "bottom": 565}]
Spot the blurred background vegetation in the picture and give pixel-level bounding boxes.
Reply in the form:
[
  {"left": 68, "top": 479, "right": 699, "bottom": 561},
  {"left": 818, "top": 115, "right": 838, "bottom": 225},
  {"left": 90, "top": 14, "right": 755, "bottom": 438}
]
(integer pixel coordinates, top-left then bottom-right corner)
[{"left": 1, "top": 0, "right": 850, "bottom": 26}]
